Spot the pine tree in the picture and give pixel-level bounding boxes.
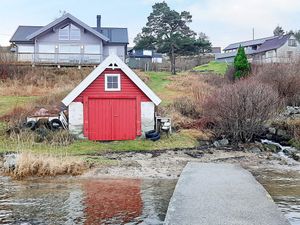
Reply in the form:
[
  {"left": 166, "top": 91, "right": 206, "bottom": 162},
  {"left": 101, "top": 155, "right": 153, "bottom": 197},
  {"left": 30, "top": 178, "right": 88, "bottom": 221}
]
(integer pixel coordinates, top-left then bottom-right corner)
[{"left": 234, "top": 46, "right": 250, "bottom": 79}]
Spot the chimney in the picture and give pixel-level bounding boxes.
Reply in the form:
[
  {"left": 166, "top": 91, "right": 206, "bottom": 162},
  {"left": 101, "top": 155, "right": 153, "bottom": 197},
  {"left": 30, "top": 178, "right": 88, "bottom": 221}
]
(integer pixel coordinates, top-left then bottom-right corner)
[{"left": 97, "top": 15, "right": 101, "bottom": 30}]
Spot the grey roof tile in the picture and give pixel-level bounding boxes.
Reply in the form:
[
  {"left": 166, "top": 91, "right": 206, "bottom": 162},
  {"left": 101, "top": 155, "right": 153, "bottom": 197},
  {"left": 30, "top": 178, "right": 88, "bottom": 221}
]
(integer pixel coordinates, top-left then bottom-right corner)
[
  {"left": 224, "top": 36, "right": 276, "bottom": 51},
  {"left": 10, "top": 14, "right": 128, "bottom": 44}
]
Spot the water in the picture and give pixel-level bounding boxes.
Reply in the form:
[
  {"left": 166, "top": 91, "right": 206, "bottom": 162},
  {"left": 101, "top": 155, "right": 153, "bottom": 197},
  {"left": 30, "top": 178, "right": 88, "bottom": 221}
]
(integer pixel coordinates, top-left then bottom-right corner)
[
  {"left": 0, "top": 177, "right": 177, "bottom": 225},
  {"left": 255, "top": 169, "right": 300, "bottom": 225},
  {"left": 0, "top": 170, "right": 299, "bottom": 225}
]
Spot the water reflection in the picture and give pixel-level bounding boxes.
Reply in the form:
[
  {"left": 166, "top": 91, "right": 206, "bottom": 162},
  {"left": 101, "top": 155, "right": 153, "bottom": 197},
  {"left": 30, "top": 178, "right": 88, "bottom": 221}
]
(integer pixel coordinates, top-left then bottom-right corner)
[
  {"left": 83, "top": 179, "right": 142, "bottom": 224},
  {"left": 254, "top": 169, "right": 300, "bottom": 225},
  {"left": 0, "top": 176, "right": 177, "bottom": 225}
]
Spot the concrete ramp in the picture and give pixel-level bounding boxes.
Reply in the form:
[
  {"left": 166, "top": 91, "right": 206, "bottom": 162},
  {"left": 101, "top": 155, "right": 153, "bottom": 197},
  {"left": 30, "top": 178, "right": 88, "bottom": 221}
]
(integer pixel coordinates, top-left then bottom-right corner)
[{"left": 164, "top": 163, "right": 290, "bottom": 225}]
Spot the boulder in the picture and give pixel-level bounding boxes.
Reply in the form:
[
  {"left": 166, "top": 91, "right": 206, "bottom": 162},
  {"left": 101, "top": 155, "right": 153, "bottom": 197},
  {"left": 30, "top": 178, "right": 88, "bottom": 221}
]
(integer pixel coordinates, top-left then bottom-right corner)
[
  {"left": 292, "top": 152, "right": 300, "bottom": 161},
  {"left": 213, "top": 138, "right": 229, "bottom": 147},
  {"left": 3, "top": 154, "right": 18, "bottom": 172},
  {"left": 249, "top": 147, "right": 262, "bottom": 154},
  {"left": 268, "top": 127, "right": 277, "bottom": 135}
]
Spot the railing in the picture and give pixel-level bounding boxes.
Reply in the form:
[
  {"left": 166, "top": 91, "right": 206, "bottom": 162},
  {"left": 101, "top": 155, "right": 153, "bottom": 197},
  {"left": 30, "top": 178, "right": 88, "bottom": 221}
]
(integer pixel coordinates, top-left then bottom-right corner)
[{"left": 16, "top": 53, "right": 125, "bottom": 65}]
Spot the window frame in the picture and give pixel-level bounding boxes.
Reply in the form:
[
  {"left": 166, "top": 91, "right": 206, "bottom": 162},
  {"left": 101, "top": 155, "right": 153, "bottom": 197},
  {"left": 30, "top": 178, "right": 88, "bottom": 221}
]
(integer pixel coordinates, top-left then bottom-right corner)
[
  {"left": 288, "top": 39, "right": 297, "bottom": 47},
  {"left": 105, "top": 74, "right": 121, "bottom": 91},
  {"left": 58, "top": 24, "right": 81, "bottom": 41}
]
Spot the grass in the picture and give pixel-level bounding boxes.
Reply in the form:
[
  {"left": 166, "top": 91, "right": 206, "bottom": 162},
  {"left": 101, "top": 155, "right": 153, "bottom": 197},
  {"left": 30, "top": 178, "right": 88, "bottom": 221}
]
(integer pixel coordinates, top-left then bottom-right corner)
[
  {"left": 193, "top": 61, "right": 229, "bottom": 75},
  {"left": 0, "top": 131, "right": 199, "bottom": 156},
  {"left": 0, "top": 68, "right": 201, "bottom": 159},
  {"left": 0, "top": 96, "right": 38, "bottom": 116}
]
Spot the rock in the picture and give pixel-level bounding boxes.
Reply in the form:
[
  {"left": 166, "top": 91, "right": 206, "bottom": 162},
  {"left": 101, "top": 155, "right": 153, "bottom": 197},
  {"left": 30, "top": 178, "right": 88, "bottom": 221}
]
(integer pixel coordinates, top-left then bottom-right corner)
[
  {"left": 263, "top": 143, "right": 281, "bottom": 153},
  {"left": 277, "top": 129, "right": 289, "bottom": 138},
  {"left": 213, "top": 139, "right": 229, "bottom": 147},
  {"left": 3, "top": 154, "right": 18, "bottom": 172},
  {"left": 268, "top": 127, "right": 277, "bottom": 135},
  {"left": 249, "top": 147, "right": 262, "bottom": 154},
  {"left": 285, "top": 106, "right": 300, "bottom": 115},
  {"left": 292, "top": 152, "right": 300, "bottom": 161},
  {"left": 185, "top": 150, "right": 204, "bottom": 158}
]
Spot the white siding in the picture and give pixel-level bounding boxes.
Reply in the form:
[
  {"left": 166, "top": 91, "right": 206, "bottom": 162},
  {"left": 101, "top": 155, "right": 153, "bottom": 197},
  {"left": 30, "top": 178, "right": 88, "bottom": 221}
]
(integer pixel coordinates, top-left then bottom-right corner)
[
  {"left": 141, "top": 102, "right": 155, "bottom": 135},
  {"left": 68, "top": 102, "right": 84, "bottom": 138}
]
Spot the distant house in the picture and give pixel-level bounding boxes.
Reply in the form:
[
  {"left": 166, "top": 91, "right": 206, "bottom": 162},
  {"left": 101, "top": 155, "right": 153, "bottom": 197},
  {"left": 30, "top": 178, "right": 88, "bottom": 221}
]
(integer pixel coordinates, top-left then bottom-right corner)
[
  {"left": 215, "top": 34, "right": 300, "bottom": 64},
  {"left": 128, "top": 49, "right": 163, "bottom": 63},
  {"left": 127, "top": 49, "right": 163, "bottom": 70},
  {"left": 9, "top": 13, "right": 128, "bottom": 65}
]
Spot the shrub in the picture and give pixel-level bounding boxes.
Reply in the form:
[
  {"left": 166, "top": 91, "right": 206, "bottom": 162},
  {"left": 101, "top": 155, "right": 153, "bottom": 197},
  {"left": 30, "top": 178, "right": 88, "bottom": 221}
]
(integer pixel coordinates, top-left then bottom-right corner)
[
  {"left": 254, "top": 63, "right": 300, "bottom": 106},
  {"left": 224, "top": 65, "right": 236, "bottom": 82},
  {"left": 173, "top": 97, "right": 201, "bottom": 119},
  {"left": 204, "top": 78, "right": 281, "bottom": 143},
  {"left": 234, "top": 46, "right": 250, "bottom": 79}
]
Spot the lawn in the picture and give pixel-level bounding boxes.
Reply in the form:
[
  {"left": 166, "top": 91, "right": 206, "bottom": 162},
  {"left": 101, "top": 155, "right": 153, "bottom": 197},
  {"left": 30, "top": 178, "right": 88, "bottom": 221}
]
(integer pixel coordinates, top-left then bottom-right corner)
[
  {"left": 193, "top": 61, "right": 229, "bottom": 75},
  {"left": 0, "top": 96, "right": 38, "bottom": 116},
  {"left": 0, "top": 131, "right": 199, "bottom": 156}
]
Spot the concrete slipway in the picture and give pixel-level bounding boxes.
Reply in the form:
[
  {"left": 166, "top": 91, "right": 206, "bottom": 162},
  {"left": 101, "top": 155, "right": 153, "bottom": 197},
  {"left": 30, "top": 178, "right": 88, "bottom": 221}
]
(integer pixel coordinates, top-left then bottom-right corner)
[{"left": 164, "top": 163, "right": 290, "bottom": 225}]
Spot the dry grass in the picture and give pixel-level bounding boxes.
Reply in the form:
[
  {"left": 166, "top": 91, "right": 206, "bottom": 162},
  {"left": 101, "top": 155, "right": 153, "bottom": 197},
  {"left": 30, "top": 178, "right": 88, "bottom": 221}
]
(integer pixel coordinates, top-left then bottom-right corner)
[
  {"left": 0, "top": 66, "right": 91, "bottom": 96},
  {"left": 8, "top": 152, "right": 86, "bottom": 179}
]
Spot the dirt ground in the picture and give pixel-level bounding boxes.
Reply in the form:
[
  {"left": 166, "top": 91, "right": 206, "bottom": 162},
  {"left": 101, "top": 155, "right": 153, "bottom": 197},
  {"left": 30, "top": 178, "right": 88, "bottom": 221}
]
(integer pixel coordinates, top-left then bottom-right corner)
[{"left": 82, "top": 148, "right": 300, "bottom": 179}]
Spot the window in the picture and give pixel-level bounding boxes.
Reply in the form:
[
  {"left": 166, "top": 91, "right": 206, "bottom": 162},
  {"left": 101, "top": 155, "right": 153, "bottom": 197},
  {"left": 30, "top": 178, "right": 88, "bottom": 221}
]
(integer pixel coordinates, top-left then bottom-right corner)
[
  {"left": 84, "top": 45, "right": 100, "bottom": 54},
  {"left": 39, "top": 44, "right": 55, "bottom": 53},
  {"left": 59, "top": 44, "right": 81, "bottom": 53},
  {"left": 288, "top": 39, "right": 297, "bottom": 47},
  {"left": 59, "top": 24, "right": 81, "bottom": 40},
  {"left": 105, "top": 74, "right": 120, "bottom": 91},
  {"left": 70, "top": 24, "right": 80, "bottom": 40},
  {"left": 18, "top": 45, "right": 34, "bottom": 53},
  {"left": 59, "top": 25, "right": 69, "bottom": 40}
]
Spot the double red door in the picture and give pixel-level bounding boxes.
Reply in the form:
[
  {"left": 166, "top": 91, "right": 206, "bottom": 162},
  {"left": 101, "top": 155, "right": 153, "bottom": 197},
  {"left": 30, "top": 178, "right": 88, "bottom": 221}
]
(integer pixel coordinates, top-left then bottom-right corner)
[{"left": 87, "top": 98, "right": 136, "bottom": 141}]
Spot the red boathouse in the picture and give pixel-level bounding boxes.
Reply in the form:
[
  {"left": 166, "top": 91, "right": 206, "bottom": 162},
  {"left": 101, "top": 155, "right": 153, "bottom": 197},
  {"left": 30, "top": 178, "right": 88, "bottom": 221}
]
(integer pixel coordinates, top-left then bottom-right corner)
[{"left": 62, "top": 55, "right": 161, "bottom": 141}]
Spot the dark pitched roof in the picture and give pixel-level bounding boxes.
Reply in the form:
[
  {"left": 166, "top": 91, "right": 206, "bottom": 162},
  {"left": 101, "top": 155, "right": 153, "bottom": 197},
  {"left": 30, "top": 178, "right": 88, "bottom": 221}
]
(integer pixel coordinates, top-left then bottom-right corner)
[
  {"left": 10, "top": 14, "right": 128, "bottom": 44},
  {"left": 224, "top": 36, "right": 276, "bottom": 51},
  {"left": 10, "top": 26, "right": 42, "bottom": 42},
  {"left": 93, "top": 27, "right": 128, "bottom": 44},
  {"left": 254, "top": 34, "right": 291, "bottom": 53}
]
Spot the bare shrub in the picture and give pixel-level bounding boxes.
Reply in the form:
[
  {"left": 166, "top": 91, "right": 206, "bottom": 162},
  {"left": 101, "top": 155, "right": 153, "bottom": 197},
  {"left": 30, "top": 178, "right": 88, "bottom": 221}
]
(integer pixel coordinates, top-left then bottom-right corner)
[
  {"left": 254, "top": 63, "right": 300, "bottom": 106},
  {"left": 9, "top": 152, "right": 86, "bottom": 179},
  {"left": 224, "top": 65, "right": 235, "bottom": 83},
  {"left": 173, "top": 97, "right": 201, "bottom": 119},
  {"left": 204, "top": 78, "right": 281, "bottom": 143}
]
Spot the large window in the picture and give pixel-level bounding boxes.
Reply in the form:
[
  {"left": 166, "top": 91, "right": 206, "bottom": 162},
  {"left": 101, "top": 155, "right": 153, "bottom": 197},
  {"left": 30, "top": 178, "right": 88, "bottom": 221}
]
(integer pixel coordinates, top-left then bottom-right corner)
[
  {"left": 18, "top": 45, "right": 34, "bottom": 53},
  {"left": 84, "top": 45, "right": 100, "bottom": 54},
  {"left": 105, "top": 74, "right": 121, "bottom": 91},
  {"left": 59, "top": 44, "right": 81, "bottom": 53},
  {"left": 39, "top": 44, "right": 55, "bottom": 53},
  {"left": 288, "top": 39, "right": 297, "bottom": 47},
  {"left": 59, "top": 24, "right": 81, "bottom": 41}
]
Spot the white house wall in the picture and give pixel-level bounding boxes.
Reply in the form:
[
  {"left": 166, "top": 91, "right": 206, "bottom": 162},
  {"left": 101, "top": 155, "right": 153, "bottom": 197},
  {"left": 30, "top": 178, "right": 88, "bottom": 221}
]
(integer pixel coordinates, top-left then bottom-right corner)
[
  {"left": 68, "top": 101, "right": 155, "bottom": 138},
  {"left": 141, "top": 102, "right": 155, "bottom": 134},
  {"left": 68, "top": 102, "right": 84, "bottom": 138},
  {"left": 276, "top": 38, "right": 300, "bottom": 62},
  {"left": 103, "top": 45, "right": 126, "bottom": 61}
]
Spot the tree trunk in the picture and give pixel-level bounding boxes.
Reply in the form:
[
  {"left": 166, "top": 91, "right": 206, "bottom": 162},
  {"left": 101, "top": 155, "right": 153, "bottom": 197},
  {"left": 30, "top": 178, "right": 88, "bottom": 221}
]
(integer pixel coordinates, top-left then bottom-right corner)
[{"left": 170, "top": 45, "right": 176, "bottom": 75}]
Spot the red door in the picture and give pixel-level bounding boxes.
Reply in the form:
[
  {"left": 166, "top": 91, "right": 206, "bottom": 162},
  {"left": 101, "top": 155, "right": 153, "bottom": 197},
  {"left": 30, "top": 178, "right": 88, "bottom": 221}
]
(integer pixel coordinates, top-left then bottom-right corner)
[{"left": 87, "top": 98, "right": 136, "bottom": 141}]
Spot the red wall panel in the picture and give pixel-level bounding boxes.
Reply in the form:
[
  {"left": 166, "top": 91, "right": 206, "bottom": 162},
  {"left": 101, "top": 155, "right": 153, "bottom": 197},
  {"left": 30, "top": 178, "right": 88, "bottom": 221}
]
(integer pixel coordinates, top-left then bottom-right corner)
[{"left": 74, "top": 68, "right": 151, "bottom": 102}]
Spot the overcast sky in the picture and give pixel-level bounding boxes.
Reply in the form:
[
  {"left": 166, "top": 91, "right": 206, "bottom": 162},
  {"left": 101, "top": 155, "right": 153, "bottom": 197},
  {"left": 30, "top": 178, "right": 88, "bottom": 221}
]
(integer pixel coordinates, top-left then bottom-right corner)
[{"left": 1, "top": 0, "right": 300, "bottom": 49}]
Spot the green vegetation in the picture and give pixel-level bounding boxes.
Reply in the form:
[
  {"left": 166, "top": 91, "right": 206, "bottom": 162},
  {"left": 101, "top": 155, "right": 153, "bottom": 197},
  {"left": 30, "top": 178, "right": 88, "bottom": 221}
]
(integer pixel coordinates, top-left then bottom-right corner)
[
  {"left": 0, "top": 96, "right": 37, "bottom": 116},
  {"left": 193, "top": 61, "right": 228, "bottom": 75},
  {"left": 0, "top": 132, "right": 199, "bottom": 156},
  {"left": 234, "top": 46, "right": 250, "bottom": 79}
]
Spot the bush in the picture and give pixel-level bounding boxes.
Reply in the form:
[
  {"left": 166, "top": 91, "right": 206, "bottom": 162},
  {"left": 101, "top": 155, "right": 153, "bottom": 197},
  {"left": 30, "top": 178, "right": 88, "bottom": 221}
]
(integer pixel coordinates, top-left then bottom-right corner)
[
  {"left": 234, "top": 47, "right": 250, "bottom": 79},
  {"left": 204, "top": 78, "right": 281, "bottom": 143},
  {"left": 173, "top": 97, "right": 201, "bottom": 119},
  {"left": 225, "top": 65, "right": 236, "bottom": 82},
  {"left": 254, "top": 63, "right": 300, "bottom": 106}
]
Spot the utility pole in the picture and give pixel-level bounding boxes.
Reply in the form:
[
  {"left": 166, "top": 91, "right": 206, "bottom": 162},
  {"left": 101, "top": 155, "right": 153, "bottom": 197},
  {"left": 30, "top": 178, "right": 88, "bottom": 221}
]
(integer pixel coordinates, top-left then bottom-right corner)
[{"left": 252, "top": 28, "right": 255, "bottom": 40}]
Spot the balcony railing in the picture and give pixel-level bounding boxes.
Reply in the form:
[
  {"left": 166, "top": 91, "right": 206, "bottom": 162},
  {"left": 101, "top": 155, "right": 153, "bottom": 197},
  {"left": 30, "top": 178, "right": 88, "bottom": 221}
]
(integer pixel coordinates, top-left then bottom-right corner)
[{"left": 16, "top": 53, "right": 125, "bottom": 65}]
